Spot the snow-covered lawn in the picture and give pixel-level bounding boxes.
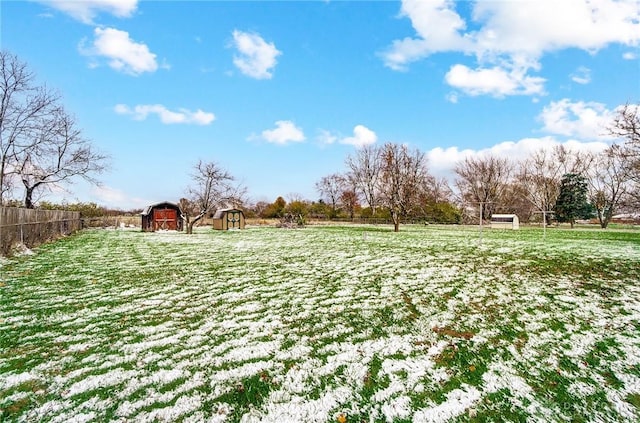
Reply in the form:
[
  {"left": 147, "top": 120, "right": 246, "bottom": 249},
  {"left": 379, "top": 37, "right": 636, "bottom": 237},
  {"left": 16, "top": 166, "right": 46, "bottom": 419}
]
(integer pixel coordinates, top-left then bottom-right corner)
[{"left": 1, "top": 225, "right": 639, "bottom": 422}]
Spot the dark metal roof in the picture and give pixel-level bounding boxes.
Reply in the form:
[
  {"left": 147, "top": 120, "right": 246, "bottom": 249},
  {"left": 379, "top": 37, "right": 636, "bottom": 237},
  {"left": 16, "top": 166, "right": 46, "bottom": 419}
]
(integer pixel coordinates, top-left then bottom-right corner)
[{"left": 141, "top": 201, "right": 182, "bottom": 216}]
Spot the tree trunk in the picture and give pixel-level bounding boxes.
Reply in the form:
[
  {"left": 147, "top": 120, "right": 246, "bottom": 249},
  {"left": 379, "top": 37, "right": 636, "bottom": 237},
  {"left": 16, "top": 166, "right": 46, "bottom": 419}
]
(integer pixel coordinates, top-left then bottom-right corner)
[
  {"left": 596, "top": 210, "right": 604, "bottom": 228},
  {"left": 596, "top": 209, "right": 611, "bottom": 229},
  {"left": 186, "top": 212, "right": 206, "bottom": 234},
  {"left": 182, "top": 214, "right": 191, "bottom": 234},
  {"left": 24, "top": 186, "right": 35, "bottom": 209},
  {"left": 601, "top": 209, "right": 612, "bottom": 229},
  {"left": 0, "top": 160, "right": 6, "bottom": 206},
  {"left": 392, "top": 211, "right": 400, "bottom": 232}
]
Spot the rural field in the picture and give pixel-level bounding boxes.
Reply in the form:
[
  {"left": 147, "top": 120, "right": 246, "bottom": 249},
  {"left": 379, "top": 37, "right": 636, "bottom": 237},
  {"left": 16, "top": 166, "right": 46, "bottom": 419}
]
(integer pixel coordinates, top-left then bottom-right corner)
[{"left": 1, "top": 224, "right": 639, "bottom": 422}]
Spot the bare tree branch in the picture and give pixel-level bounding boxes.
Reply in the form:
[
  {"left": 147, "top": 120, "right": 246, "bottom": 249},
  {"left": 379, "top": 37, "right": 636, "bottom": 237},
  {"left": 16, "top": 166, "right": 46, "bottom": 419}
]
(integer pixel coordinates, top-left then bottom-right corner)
[
  {"left": 345, "top": 145, "right": 381, "bottom": 214},
  {"left": 608, "top": 102, "right": 640, "bottom": 206},
  {"left": 587, "top": 145, "right": 631, "bottom": 228},
  {"left": 454, "top": 154, "right": 512, "bottom": 221},
  {"left": 379, "top": 143, "right": 431, "bottom": 232},
  {"left": 16, "top": 108, "right": 108, "bottom": 208},
  {"left": 315, "top": 173, "right": 345, "bottom": 218},
  {"left": 1, "top": 51, "right": 60, "bottom": 205},
  {"left": 182, "top": 160, "right": 246, "bottom": 233}
]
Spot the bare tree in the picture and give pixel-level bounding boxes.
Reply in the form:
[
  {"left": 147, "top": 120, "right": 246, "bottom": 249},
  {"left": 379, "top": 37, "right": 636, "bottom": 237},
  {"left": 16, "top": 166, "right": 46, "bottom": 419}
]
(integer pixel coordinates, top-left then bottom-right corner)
[
  {"left": 15, "top": 108, "right": 108, "bottom": 208},
  {"left": 608, "top": 102, "right": 640, "bottom": 206},
  {"left": 516, "top": 146, "right": 592, "bottom": 222},
  {"left": 315, "top": 173, "right": 345, "bottom": 218},
  {"left": 0, "top": 51, "right": 59, "bottom": 205},
  {"left": 251, "top": 200, "right": 270, "bottom": 218},
  {"left": 182, "top": 160, "right": 245, "bottom": 234},
  {"left": 339, "top": 188, "right": 359, "bottom": 219},
  {"left": 416, "top": 176, "right": 452, "bottom": 208},
  {"left": 413, "top": 176, "right": 461, "bottom": 221},
  {"left": 587, "top": 145, "right": 631, "bottom": 228},
  {"left": 345, "top": 144, "right": 381, "bottom": 214},
  {"left": 379, "top": 143, "right": 430, "bottom": 232},
  {"left": 500, "top": 182, "right": 535, "bottom": 222},
  {"left": 609, "top": 102, "right": 640, "bottom": 150},
  {"left": 454, "top": 154, "right": 512, "bottom": 221}
]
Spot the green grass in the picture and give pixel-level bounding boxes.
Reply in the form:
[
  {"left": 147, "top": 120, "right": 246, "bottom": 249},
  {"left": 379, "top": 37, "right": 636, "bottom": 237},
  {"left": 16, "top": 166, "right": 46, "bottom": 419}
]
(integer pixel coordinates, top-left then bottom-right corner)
[{"left": 0, "top": 224, "right": 639, "bottom": 422}]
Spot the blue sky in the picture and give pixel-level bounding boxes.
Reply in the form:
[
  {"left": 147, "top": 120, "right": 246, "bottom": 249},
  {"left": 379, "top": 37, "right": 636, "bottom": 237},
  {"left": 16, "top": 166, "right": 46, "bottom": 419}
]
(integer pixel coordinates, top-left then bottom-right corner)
[{"left": 3, "top": 0, "right": 639, "bottom": 210}]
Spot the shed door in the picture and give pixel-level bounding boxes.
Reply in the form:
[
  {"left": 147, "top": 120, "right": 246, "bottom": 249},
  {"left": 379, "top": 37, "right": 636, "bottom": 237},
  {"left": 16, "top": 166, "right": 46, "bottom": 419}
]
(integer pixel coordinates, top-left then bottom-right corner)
[
  {"left": 227, "top": 211, "right": 241, "bottom": 229},
  {"left": 154, "top": 208, "right": 178, "bottom": 230}
]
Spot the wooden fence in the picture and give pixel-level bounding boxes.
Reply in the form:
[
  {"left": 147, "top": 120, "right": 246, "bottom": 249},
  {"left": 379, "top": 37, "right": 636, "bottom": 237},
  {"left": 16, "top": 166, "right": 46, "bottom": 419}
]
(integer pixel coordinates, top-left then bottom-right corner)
[{"left": 0, "top": 207, "right": 82, "bottom": 256}]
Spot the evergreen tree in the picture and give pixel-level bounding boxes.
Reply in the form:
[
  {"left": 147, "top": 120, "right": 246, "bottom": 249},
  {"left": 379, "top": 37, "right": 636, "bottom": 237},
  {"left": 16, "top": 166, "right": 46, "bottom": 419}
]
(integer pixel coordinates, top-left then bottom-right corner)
[{"left": 555, "top": 173, "right": 593, "bottom": 228}]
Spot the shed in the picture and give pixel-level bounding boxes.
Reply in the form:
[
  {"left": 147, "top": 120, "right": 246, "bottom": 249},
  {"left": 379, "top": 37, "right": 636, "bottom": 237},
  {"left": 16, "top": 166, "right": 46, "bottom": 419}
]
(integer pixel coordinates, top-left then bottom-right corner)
[
  {"left": 490, "top": 214, "right": 520, "bottom": 230},
  {"left": 141, "top": 201, "right": 183, "bottom": 232},
  {"left": 212, "top": 208, "right": 245, "bottom": 230}
]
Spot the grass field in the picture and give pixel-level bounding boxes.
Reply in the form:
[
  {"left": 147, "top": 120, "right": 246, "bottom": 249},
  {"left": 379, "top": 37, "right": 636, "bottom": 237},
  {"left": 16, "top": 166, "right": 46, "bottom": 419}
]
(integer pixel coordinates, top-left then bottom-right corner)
[{"left": 1, "top": 224, "right": 639, "bottom": 422}]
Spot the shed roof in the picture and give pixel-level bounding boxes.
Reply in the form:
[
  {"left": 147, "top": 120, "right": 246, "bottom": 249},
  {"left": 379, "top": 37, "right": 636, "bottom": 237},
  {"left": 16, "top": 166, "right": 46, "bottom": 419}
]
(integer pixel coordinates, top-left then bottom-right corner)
[
  {"left": 141, "top": 201, "right": 182, "bottom": 216},
  {"left": 212, "top": 208, "right": 243, "bottom": 219}
]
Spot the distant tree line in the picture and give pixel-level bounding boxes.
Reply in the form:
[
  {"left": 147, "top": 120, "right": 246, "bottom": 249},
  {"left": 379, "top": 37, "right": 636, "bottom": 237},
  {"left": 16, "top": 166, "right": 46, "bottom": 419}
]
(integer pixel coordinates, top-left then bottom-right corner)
[
  {"left": 36, "top": 201, "right": 141, "bottom": 218},
  {"left": 304, "top": 103, "right": 639, "bottom": 230},
  {"left": 237, "top": 143, "right": 462, "bottom": 232},
  {"left": 452, "top": 104, "right": 639, "bottom": 229},
  {"left": 227, "top": 101, "right": 638, "bottom": 232}
]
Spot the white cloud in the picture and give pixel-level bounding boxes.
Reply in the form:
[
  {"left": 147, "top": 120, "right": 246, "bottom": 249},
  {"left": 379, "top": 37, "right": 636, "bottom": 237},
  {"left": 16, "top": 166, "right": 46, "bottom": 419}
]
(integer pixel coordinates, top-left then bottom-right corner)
[
  {"left": 471, "top": 0, "right": 640, "bottom": 56},
  {"left": 114, "top": 104, "right": 215, "bottom": 125},
  {"left": 623, "top": 51, "right": 638, "bottom": 60},
  {"left": 231, "top": 30, "right": 281, "bottom": 79},
  {"left": 317, "top": 129, "right": 338, "bottom": 145},
  {"left": 341, "top": 125, "right": 378, "bottom": 147},
  {"left": 570, "top": 66, "right": 591, "bottom": 84},
  {"left": 427, "top": 145, "right": 476, "bottom": 178},
  {"left": 383, "top": 0, "right": 640, "bottom": 97},
  {"left": 445, "top": 64, "right": 545, "bottom": 97},
  {"left": 37, "top": 0, "right": 138, "bottom": 24},
  {"left": 113, "top": 104, "right": 129, "bottom": 115},
  {"left": 81, "top": 27, "right": 158, "bottom": 75},
  {"left": 538, "top": 99, "right": 616, "bottom": 140},
  {"left": 427, "top": 137, "right": 608, "bottom": 181},
  {"left": 428, "top": 98, "right": 619, "bottom": 180},
  {"left": 91, "top": 185, "right": 148, "bottom": 210},
  {"left": 261, "top": 121, "right": 305, "bottom": 145},
  {"left": 381, "top": 0, "right": 471, "bottom": 71}
]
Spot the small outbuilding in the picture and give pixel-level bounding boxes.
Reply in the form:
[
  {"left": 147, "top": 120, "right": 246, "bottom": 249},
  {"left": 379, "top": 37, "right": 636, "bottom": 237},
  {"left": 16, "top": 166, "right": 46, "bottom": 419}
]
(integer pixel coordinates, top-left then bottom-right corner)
[
  {"left": 141, "top": 201, "right": 183, "bottom": 232},
  {"left": 490, "top": 214, "right": 520, "bottom": 230},
  {"left": 212, "top": 208, "right": 245, "bottom": 230}
]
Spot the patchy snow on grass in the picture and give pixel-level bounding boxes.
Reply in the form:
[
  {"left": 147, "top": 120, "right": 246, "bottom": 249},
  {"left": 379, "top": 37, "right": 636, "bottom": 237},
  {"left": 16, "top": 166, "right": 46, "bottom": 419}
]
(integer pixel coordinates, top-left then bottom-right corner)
[
  {"left": 0, "top": 371, "right": 41, "bottom": 390},
  {"left": 64, "top": 368, "right": 139, "bottom": 398},
  {"left": 413, "top": 386, "right": 482, "bottom": 422},
  {"left": 1, "top": 225, "right": 639, "bottom": 421}
]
